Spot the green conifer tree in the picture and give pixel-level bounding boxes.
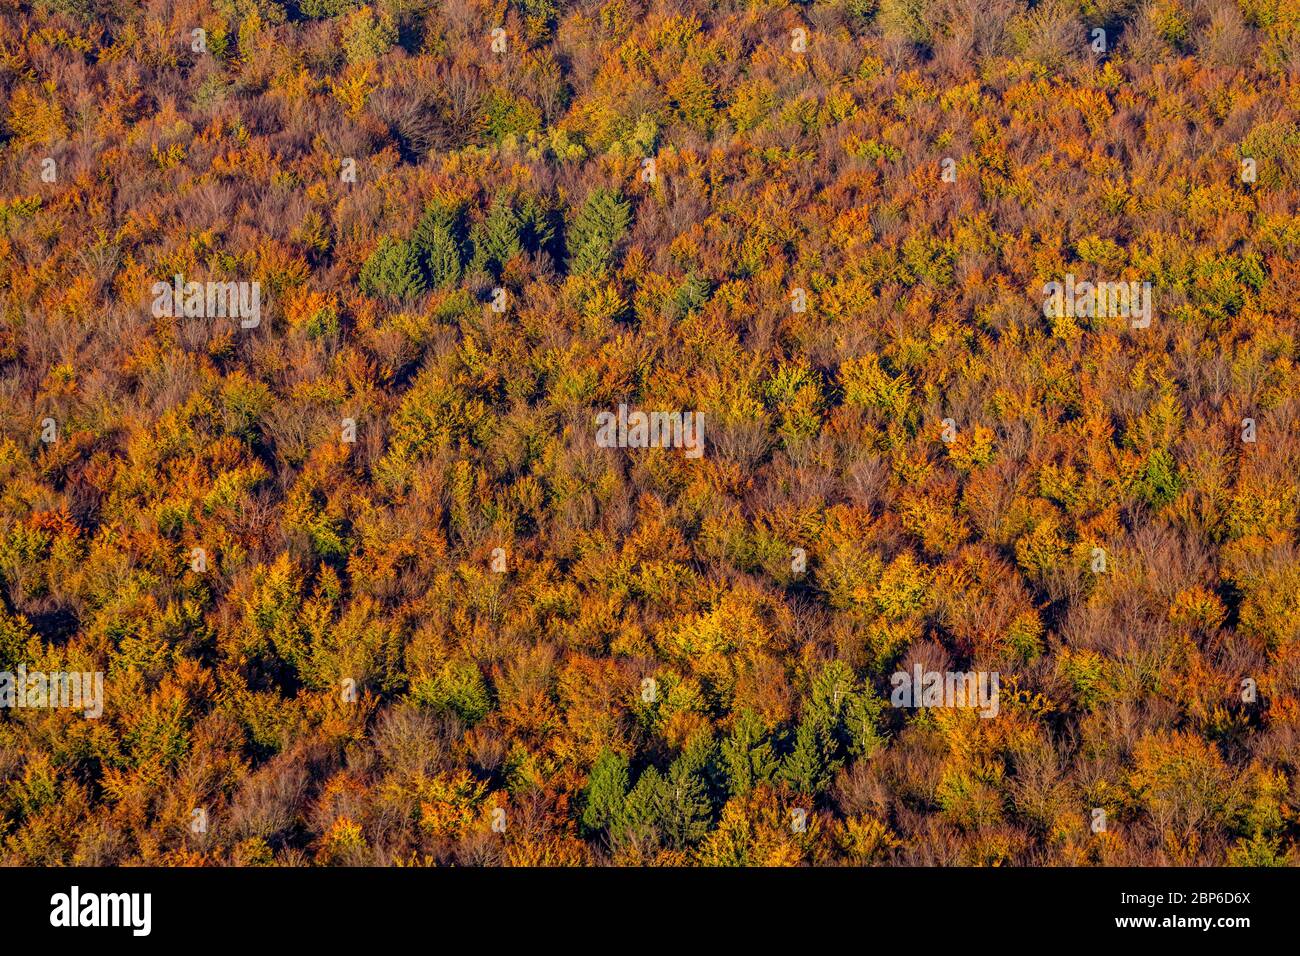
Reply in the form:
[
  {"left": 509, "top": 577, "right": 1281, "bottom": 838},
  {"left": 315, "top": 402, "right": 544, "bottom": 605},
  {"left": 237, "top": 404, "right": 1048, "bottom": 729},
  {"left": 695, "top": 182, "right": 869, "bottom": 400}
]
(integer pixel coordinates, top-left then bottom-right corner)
[
  {"left": 619, "top": 766, "right": 667, "bottom": 849},
  {"left": 518, "top": 195, "right": 557, "bottom": 260},
  {"left": 411, "top": 201, "right": 463, "bottom": 290},
  {"left": 781, "top": 661, "right": 887, "bottom": 793},
  {"left": 359, "top": 236, "right": 427, "bottom": 302},
  {"left": 471, "top": 194, "right": 523, "bottom": 275},
  {"left": 581, "top": 750, "right": 630, "bottom": 837},
  {"left": 781, "top": 714, "right": 834, "bottom": 795},
  {"left": 567, "top": 187, "right": 632, "bottom": 277},
  {"left": 663, "top": 755, "right": 714, "bottom": 849},
  {"left": 722, "top": 709, "right": 779, "bottom": 797}
]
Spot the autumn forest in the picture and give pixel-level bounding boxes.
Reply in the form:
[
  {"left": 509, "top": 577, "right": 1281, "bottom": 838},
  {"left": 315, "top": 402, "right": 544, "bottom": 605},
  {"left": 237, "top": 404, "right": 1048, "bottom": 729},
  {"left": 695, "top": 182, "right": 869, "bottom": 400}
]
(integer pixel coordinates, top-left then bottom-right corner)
[{"left": 1, "top": 0, "right": 1299, "bottom": 867}]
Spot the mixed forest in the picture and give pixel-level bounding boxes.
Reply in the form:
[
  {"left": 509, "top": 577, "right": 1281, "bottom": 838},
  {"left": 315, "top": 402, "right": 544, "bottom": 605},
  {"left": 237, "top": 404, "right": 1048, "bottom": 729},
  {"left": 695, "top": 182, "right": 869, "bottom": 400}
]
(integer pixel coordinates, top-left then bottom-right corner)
[{"left": 1, "top": 0, "right": 1299, "bottom": 865}]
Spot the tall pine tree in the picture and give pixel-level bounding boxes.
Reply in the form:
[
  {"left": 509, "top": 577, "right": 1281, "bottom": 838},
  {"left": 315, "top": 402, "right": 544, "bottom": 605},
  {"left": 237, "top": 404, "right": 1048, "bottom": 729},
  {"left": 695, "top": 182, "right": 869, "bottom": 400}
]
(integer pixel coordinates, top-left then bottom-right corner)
[
  {"left": 581, "top": 750, "right": 630, "bottom": 838},
  {"left": 566, "top": 187, "right": 631, "bottom": 277},
  {"left": 722, "top": 709, "right": 779, "bottom": 797},
  {"left": 411, "top": 200, "right": 463, "bottom": 290},
  {"left": 470, "top": 194, "right": 523, "bottom": 275},
  {"left": 359, "top": 236, "right": 426, "bottom": 302}
]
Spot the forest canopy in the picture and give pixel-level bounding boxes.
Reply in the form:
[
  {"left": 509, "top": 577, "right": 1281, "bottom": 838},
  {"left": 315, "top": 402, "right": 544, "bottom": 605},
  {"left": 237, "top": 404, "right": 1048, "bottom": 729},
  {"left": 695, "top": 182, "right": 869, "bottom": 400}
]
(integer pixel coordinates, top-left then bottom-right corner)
[{"left": 0, "top": 0, "right": 1298, "bottom": 866}]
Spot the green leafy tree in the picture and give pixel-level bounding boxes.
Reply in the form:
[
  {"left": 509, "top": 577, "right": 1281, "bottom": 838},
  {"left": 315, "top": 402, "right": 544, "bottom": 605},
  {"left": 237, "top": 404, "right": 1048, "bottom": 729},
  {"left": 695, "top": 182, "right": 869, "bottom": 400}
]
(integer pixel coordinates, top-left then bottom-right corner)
[
  {"left": 342, "top": 4, "right": 397, "bottom": 65},
  {"left": 299, "top": 0, "right": 358, "bottom": 18}
]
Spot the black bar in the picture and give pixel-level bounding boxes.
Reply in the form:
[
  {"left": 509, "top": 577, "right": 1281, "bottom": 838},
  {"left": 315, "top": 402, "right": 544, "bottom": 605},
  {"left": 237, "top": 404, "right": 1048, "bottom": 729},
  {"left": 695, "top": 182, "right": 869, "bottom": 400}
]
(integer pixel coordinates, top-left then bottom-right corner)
[{"left": 2, "top": 865, "right": 1282, "bottom": 944}]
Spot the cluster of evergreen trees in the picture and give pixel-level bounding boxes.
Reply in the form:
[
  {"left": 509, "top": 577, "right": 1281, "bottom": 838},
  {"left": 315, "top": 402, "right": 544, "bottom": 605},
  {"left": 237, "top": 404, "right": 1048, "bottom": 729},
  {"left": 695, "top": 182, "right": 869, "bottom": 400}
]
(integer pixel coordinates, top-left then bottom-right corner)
[
  {"left": 580, "top": 661, "right": 887, "bottom": 851},
  {"left": 360, "top": 188, "right": 632, "bottom": 302}
]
